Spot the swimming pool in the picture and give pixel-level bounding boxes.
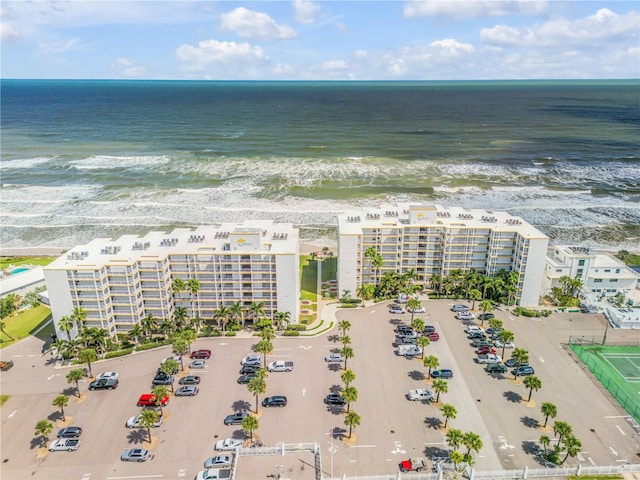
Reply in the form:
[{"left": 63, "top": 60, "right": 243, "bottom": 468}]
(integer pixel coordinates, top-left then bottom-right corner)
[{"left": 10, "top": 267, "right": 29, "bottom": 275}]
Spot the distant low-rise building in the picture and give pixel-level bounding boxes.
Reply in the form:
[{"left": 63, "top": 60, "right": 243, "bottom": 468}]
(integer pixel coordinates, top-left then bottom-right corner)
[
  {"left": 44, "top": 221, "right": 299, "bottom": 339},
  {"left": 338, "top": 203, "right": 549, "bottom": 306}
]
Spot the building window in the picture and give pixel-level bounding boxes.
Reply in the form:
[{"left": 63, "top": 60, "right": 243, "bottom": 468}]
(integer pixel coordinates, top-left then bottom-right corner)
[
  {"left": 556, "top": 269, "right": 562, "bottom": 273},
  {"left": 604, "top": 269, "right": 611, "bottom": 273},
  {"left": 610, "top": 279, "right": 618, "bottom": 283},
  {"left": 578, "top": 259, "right": 585, "bottom": 266},
  {"left": 577, "top": 269, "right": 583, "bottom": 276},
  {"left": 615, "top": 269, "right": 620, "bottom": 274},
  {"left": 594, "top": 279, "right": 603, "bottom": 283}
]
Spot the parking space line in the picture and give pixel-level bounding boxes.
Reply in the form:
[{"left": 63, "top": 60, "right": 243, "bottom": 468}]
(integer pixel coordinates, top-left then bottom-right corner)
[
  {"left": 350, "top": 444, "right": 376, "bottom": 448},
  {"left": 616, "top": 425, "right": 626, "bottom": 435},
  {"left": 106, "top": 476, "right": 163, "bottom": 479}
]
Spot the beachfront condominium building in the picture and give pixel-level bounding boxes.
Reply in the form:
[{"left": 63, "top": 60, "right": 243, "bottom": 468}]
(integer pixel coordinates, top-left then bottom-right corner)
[
  {"left": 338, "top": 204, "right": 549, "bottom": 306},
  {"left": 44, "top": 221, "right": 299, "bottom": 339},
  {"left": 541, "top": 245, "right": 638, "bottom": 303}
]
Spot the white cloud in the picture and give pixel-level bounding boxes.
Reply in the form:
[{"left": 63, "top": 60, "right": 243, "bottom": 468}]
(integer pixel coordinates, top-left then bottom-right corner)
[
  {"left": 404, "top": 0, "right": 548, "bottom": 19},
  {"left": 429, "top": 38, "right": 475, "bottom": 55},
  {"left": 220, "top": 7, "right": 296, "bottom": 40},
  {"left": 0, "top": 21, "right": 21, "bottom": 42},
  {"left": 111, "top": 58, "right": 147, "bottom": 78},
  {"left": 39, "top": 38, "right": 81, "bottom": 55},
  {"left": 322, "top": 59, "right": 348, "bottom": 71},
  {"left": 176, "top": 39, "right": 269, "bottom": 77},
  {"left": 481, "top": 8, "right": 640, "bottom": 47},
  {"left": 293, "top": 0, "right": 320, "bottom": 24}
]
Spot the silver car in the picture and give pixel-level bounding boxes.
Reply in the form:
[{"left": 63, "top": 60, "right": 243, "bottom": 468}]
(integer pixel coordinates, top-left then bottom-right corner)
[
  {"left": 175, "top": 385, "right": 199, "bottom": 396},
  {"left": 121, "top": 448, "right": 149, "bottom": 462},
  {"left": 324, "top": 352, "right": 344, "bottom": 362},
  {"left": 204, "top": 454, "right": 232, "bottom": 468}
]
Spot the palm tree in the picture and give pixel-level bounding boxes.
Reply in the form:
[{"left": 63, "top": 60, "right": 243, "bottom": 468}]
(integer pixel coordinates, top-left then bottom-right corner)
[
  {"left": 259, "top": 325, "right": 276, "bottom": 342},
  {"left": 141, "top": 314, "right": 158, "bottom": 338},
  {"left": 173, "top": 306, "right": 188, "bottom": 330},
  {"left": 341, "top": 346, "right": 354, "bottom": 370},
  {"left": 151, "top": 385, "right": 169, "bottom": 415},
  {"left": 411, "top": 317, "right": 425, "bottom": 334},
  {"left": 441, "top": 403, "right": 457, "bottom": 429},
  {"left": 433, "top": 378, "right": 448, "bottom": 403},
  {"left": 66, "top": 369, "right": 84, "bottom": 397},
  {"left": 523, "top": 375, "right": 542, "bottom": 402},
  {"left": 553, "top": 420, "right": 572, "bottom": 444},
  {"left": 417, "top": 336, "right": 430, "bottom": 359},
  {"left": 423, "top": 355, "right": 439, "bottom": 376},
  {"left": 338, "top": 320, "right": 351, "bottom": 337},
  {"left": 341, "top": 369, "right": 355, "bottom": 387},
  {"left": 446, "top": 428, "right": 464, "bottom": 451},
  {"left": 172, "top": 277, "right": 186, "bottom": 302},
  {"left": 242, "top": 414, "right": 259, "bottom": 441},
  {"left": 344, "top": 410, "right": 361, "bottom": 439},
  {"left": 51, "top": 338, "right": 69, "bottom": 359},
  {"left": 342, "top": 386, "right": 358, "bottom": 413},
  {"left": 497, "top": 330, "right": 515, "bottom": 358},
  {"left": 52, "top": 395, "right": 68, "bottom": 421},
  {"left": 0, "top": 320, "right": 14, "bottom": 341},
  {"left": 478, "top": 299, "right": 493, "bottom": 323},
  {"left": 180, "top": 328, "right": 197, "bottom": 353},
  {"left": 341, "top": 335, "right": 351, "bottom": 346},
  {"left": 255, "top": 339, "right": 273, "bottom": 369},
  {"left": 561, "top": 435, "right": 582, "bottom": 464},
  {"left": 159, "top": 360, "right": 179, "bottom": 392},
  {"left": 462, "top": 431, "right": 483, "bottom": 458},
  {"left": 487, "top": 317, "right": 503, "bottom": 332},
  {"left": 82, "top": 327, "right": 109, "bottom": 354},
  {"left": 229, "top": 301, "right": 243, "bottom": 328},
  {"left": 430, "top": 273, "right": 442, "bottom": 295},
  {"left": 128, "top": 324, "right": 143, "bottom": 345},
  {"left": 159, "top": 318, "right": 174, "bottom": 338},
  {"left": 35, "top": 420, "right": 54, "bottom": 447},
  {"left": 273, "top": 311, "right": 290, "bottom": 331},
  {"left": 187, "top": 278, "right": 200, "bottom": 319},
  {"left": 364, "top": 247, "right": 378, "bottom": 284},
  {"left": 139, "top": 408, "right": 160, "bottom": 443},
  {"left": 449, "top": 450, "right": 464, "bottom": 472},
  {"left": 468, "top": 289, "right": 482, "bottom": 310},
  {"left": 78, "top": 348, "right": 97, "bottom": 378},
  {"left": 541, "top": 402, "right": 557, "bottom": 427},
  {"left": 215, "top": 306, "right": 231, "bottom": 331},
  {"left": 510, "top": 347, "right": 529, "bottom": 378},
  {"left": 407, "top": 298, "right": 421, "bottom": 322},
  {"left": 247, "top": 376, "right": 266, "bottom": 413},
  {"left": 249, "top": 302, "right": 266, "bottom": 326},
  {"left": 171, "top": 336, "right": 188, "bottom": 363},
  {"left": 539, "top": 435, "right": 551, "bottom": 455},
  {"left": 71, "top": 306, "right": 87, "bottom": 333},
  {"left": 58, "top": 315, "right": 74, "bottom": 341}
]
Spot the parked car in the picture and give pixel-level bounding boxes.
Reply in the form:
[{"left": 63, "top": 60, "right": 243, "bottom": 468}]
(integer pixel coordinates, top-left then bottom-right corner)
[
  {"left": 89, "top": 378, "right": 118, "bottom": 390},
  {"left": 237, "top": 373, "right": 258, "bottom": 384},
  {"left": 472, "top": 339, "right": 493, "bottom": 349},
  {"left": 512, "top": 365, "right": 535, "bottom": 376},
  {"left": 456, "top": 311, "right": 476, "bottom": 320},
  {"left": 431, "top": 369, "right": 453, "bottom": 379},
  {"left": 324, "top": 393, "right": 346, "bottom": 405},
  {"left": 204, "top": 455, "right": 232, "bottom": 469},
  {"left": 422, "top": 325, "right": 436, "bottom": 334},
  {"left": 389, "top": 305, "right": 406, "bottom": 314},
  {"left": 475, "top": 354, "right": 502, "bottom": 364},
  {"left": 467, "top": 332, "right": 487, "bottom": 340},
  {"left": 408, "top": 306, "right": 426, "bottom": 313},
  {"left": 426, "top": 332, "right": 440, "bottom": 342},
  {"left": 195, "top": 468, "right": 231, "bottom": 480},
  {"left": 395, "top": 325, "right": 414, "bottom": 334},
  {"left": 152, "top": 372, "right": 173, "bottom": 385},
  {"left": 126, "top": 413, "right": 163, "bottom": 428},
  {"left": 494, "top": 339, "right": 515, "bottom": 349},
  {"left": 121, "top": 448, "right": 149, "bottom": 462},
  {"left": 325, "top": 352, "right": 344, "bottom": 363},
  {"left": 451, "top": 304, "right": 469, "bottom": 312},
  {"left": 96, "top": 371, "right": 118, "bottom": 381},
  {"left": 486, "top": 326, "right": 502, "bottom": 335},
  {"left": 475, "top": 346, "right": 497, "bottom": 355},
  {"left": 400, "top": 457, "right": 427, "bottom": 472},
  {"left": 406, "top": 389, "right": 434, "bottom": 402},
  {"left": 267, "top": 360, "right": 293, "bottom": 372},
  {"left": 137, "top": 394, "right": 169, "bottom": 407},
  {"left": 179, "top": 375, "right": 201, "bottom": 385},
  {"left": 214, "top": 438, "right": 243, "bottom": 451},
  {"left": 396, "top": 345, "right": 421, "bottom": 357},
  {"left": 57, "top": 427, "right": 82, "bottom": 438},
  {"left": 478, "top": 313, "right": 495, "bottom": 321},
  {"left": 262, "top": 395, "right": 287, "bottom": 407},
  {"left": 465, "top": 325, "right": 485, "bottom": 334},
  {"left": 0, "top": 360, "right": 14, "bottom": 371},
  {"left": 241, "top": 355, "right": 262, "bottom": 366},
  {"left": 48, "top": 438, "right": 80, "bottom": 452},
  {"left": 239, "top": 364, "right": 262, "bottom": 375},
  {"left": 397, "top": 330, "right": 419, "bottom": 340},
  {"left": 191, "top": 349, "right": 212, "bottom": 359},
  {"left": 224, "top": 412, "right": 249, "bottom": 425},
  {"left": 505, "top": 358, "right": 528, "bottom": 368},
  {"left": 175, "top": 385, "right": 199, "bottom": 396},
  {"left": 394, "top": 336, "right": 418, "bottom": 346},
  {"left": 485, "top": 363, "right": 508, "bottom": 374},
  {"left": 189, "top": 360, "right": 206, "bottom": 369}
]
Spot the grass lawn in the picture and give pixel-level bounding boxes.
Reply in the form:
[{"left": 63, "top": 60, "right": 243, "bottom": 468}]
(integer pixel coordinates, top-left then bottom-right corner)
[
  {"left": 0, "top": 256, "right": 57, "bottom": 269},
  {"left": 0, "top": 305, "right": 52, "bottom": 349},
  {"left": 0, "top": 395, "right": 9, "bottom": 407}
]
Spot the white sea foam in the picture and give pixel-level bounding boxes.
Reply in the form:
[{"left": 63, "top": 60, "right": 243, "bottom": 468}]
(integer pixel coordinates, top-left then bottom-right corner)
[
  {"left": 0, "top": 156, "right": 55, "bottom": 170},
  {"left": 68, "top": 155, "right": 172, "bottom": 170}
]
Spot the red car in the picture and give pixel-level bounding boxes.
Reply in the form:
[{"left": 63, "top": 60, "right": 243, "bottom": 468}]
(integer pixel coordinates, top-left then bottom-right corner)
[
  {"left": 475, "top": 346, "right": 497, "bottom": 355},
  {"left": 426, "top": 332, "right": 440, "bottom": 341},
  {"left": 190, "top": 349, "right": 212, "bottom": 359},
  {"left": 137, "top": 394, "right": 169, "bottom": 407}
]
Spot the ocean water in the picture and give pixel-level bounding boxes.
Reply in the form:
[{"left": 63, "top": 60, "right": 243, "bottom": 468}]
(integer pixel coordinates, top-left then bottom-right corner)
[{"left": 1, "top": 79, "right": 639, "bottom": 250}]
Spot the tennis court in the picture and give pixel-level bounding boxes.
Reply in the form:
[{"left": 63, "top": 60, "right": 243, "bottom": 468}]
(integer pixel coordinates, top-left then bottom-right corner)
[{"left": 569, "top": 343, "right": 640, "bottom": 421}]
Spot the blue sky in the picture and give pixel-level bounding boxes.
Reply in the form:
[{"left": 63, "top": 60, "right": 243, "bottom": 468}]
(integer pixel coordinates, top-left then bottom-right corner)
[{"left": 1, "top": 1, "right": 638, "bottom": 80}]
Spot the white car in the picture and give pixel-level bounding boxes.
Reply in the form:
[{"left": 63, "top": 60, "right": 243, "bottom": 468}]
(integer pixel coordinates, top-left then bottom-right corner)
[
  {"left": 240, "top": 354, "right": 262, "bottom": 366},
  {"left": 215, "top": 438, "right": 243, "bottom": 451},
  {"left": 195, "top": 469, "right": 231, "bottom": 480},
  {"left": 389, "top": 306, "right": 406, "bottom": 314},
  {"left": 204, "top": 455, "right": 232, "bottom": 468},
  {"left": 451, "top": 304, "right": 469, "bottom": 312},
  {"left": 126, "top": 414, "right": 163, "bottom": 428},
  {"left": 408, "top": 306, "right": 426, "bottom": 313},
  {"left": 406, "top": 388, "right": 435, "bottom": 401},
  {"left": 465, "top": 325, "right": 485, "bottom": 334},
  {"left": 48, "top": 438, "right": 80, "bottom": 452},
  {"left": 456, "top": 311, "right": 476, "bottom": 320},
  {"left": 96, "top": 371, "right": 119, "bottom": 381},
  {"left": 494, "top": 339, "right": 515, "bottom": 348},
  {"left": 325, "top": 352, "right": 344, "bottom": 363}
]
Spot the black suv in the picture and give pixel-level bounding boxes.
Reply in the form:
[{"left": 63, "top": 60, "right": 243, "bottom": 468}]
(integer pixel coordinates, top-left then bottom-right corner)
[
  {"left": 239, "top": 364, "right": 263, "bottom": 375},
  {"left": 262, "top": 395, "right": 287, "bottom": 407},
  {"left": 152, "top": 372, "right": 173, "bottom": 385},
  {"left": 478, "top": 313, "right": 495, "bottom": 321},
  {"left": 423, "top": 325, "right": 436, "bottom": 334},
  {"left": 89, "top": 378, "right": 118, "bottom": 390},
  {"left": 485, "top": 363, "right": 508, "bottom": 374},
  {"left": 57, "top": 426, "right": 82, "bottom": 438}
]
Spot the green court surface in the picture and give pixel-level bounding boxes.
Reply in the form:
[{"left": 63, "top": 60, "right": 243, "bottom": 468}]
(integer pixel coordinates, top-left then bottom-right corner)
[{"left": 570, "top": 344, "right": 640, "bottom": 421}]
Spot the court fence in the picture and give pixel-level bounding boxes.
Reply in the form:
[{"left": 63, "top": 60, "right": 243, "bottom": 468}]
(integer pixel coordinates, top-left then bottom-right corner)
[{"left": 568, "top": 336, "right": 640, "bottom": 422}]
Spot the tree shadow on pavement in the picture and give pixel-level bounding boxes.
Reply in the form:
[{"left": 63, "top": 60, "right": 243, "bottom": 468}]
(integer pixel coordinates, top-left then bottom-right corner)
[
  {"left": 424, "top": 417, "right": 442, "bottom": 430},
  {"left": 327, "top": 334, "right": 340, "bottom": 343},
  {"left": 521, "top": 416, "right": 540, "bottom": 428},
  {"left": 329, "top": 384, "right": 342, "bottom": 394},
  {"left": 47, "top": 411, "right": 62, "bottom": 422},
  {"left": 232, "top": 400, "right": 251, "bottom": 412},
  {"left": 325, "top": 404, "right": 345, "bottom": 415},
  {"left": 327, "top": 363, "right": 341, "bottom": 372},
  {"left": 522, "top": 440, "right": 542, "bottom": 457},
  {"left": 127, "top": 429, "right": 147, "bottom": 445},
  {"left": 408, "top": 370, "right": 425, "bottom": 381},
  {"left": 424, "top": 445, "right": 448, "bottom": 458},
  {"left": 503, "top": 391, "right": 522, "bottom": 403}
]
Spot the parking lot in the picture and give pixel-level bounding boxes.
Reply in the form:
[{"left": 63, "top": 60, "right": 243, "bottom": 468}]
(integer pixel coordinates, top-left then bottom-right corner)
[{"left": 0, "top": 299, "right": 639, "bottom": 480}]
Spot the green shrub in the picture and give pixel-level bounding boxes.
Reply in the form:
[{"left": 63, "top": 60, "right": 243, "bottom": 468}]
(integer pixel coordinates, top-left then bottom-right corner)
[
  {"left": 513, "top": 306, "right": 541, "bottom": 317},
  {"left": 135, "top": 340, "right": 169, "bottom": 351},
  {"left": 105, "top": 348, "right": 132, "bottom": 359},
  {"left": 224, "top": 331, "right": 236, "bottom": 337},
  {"left": 282, "top": 330, "right": 300, "bottom": 336},
  {"left": 340, "top": 303, "right": 359, "bottom": 309},
  {"left": 198, "top": 330, "right": 221, "bottom": 337},
  {"left": 287, "top": 324, "right": 307, "bottom": 331}
]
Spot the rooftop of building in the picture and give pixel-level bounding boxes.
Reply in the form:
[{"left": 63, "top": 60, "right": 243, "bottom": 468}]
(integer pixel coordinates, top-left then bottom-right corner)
[
  {"left": 337, "top": 203, "right": 548, "bottom": 239},
  {"left": 45, "top": 220, "right": 298, "bottom": 271}
]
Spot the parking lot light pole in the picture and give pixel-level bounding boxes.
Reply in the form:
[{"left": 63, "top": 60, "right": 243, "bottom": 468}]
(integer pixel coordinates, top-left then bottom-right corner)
[{"left": 602, "top": 319, "right": 610, "bottom": 346}]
